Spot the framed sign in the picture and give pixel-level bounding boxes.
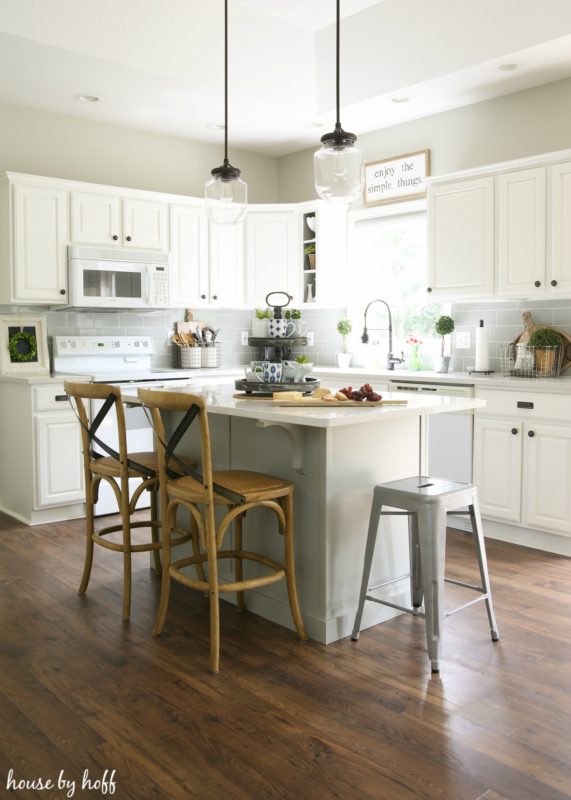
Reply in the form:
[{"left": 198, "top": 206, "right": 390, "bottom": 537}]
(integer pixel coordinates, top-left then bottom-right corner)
[
  {"left": 0, "top": 315, "right": 50, "bottom": 376},
  {"left": 364, "top": 149, "right": 430, "bottom": 207}
]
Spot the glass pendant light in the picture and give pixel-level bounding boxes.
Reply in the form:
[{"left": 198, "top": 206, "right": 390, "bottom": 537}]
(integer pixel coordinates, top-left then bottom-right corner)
[
  {"left": 314, "top": 0, "right": 364, "bottom": 204},
  {"left": 205, "top": 0, "right": 247, "bottom": 225}
]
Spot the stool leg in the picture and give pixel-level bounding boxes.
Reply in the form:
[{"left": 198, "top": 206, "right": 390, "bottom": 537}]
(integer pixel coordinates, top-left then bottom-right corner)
[
  {"left": 120, "top": 479, "right": 132, "bottom": 622},
  {"left": 153, "top": 500, "right": 176, "bottom": 637},
  {"left": 234, "top": 512, "right": 245, "bottom": 613},
  {"left": 408, "top": 512, "right": 423, "bottom": 612},
  {"left": 283, "top": 492, "right": 308, "bottom": 641},
  {"left": 150, "top": 486, "right": 162, "bottom": 576},
  {"left": 469, "top": 498, "right": 500, "bottom": 641},
  {"left": 352, "top": 491, "right": 382, "bottom": 641},
  {"left": 417, "top": 503, "right": 447, "bottom": 672},
  {"left": 79, "top": 476, "right": 96, "bottom": 595}
]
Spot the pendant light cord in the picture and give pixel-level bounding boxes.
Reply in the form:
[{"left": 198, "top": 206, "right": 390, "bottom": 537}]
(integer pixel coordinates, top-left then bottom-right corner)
[
  {"left": 224, "top": 0, "right": 229, "bottom": 166},
  {"left": 336, "top": 0, "right": 340, "bottom": 128}
]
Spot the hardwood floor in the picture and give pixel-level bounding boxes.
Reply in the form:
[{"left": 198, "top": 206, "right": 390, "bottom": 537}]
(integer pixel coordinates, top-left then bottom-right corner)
[{"left": 0, "top": 511, "right": 570, "bottom": 800}]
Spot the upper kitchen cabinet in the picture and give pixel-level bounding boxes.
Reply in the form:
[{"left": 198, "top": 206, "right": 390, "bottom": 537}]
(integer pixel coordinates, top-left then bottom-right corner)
[
  {"left": 70, "top": 191, "right": 168, "bottom": 250},
  {"left": 245, "top": 207, "right": 297, "bottom": 306},
  {"left": 299, "top": 201, "right": 347, "bottom": 307},
  {"left": 0, "top": 175, "right": 69, "bottom": 305},
  {"left": 169, "top": 202, "right": 209, "bottom": 307},
  {"left": 550, "top": 161, "right": 571, "bottom": 295},
  {"left": 427, "top": 177, "right": 495, "bottom": 298},
  {"left": 497, "top": 168, "right": 546, "bottom": 297},
  {"left": 208, "top": 221, "right": 245, "bottom": 306}
]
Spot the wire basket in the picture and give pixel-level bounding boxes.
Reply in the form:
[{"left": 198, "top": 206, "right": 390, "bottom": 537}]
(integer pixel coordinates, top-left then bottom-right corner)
[{"left": 498, "top": 343, "right": 563, "bottom": 378}]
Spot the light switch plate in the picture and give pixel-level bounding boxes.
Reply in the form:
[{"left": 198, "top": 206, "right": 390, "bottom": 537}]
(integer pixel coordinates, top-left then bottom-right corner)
[
  {"left": 307, "top": 332, "right": 314, "bottom": 347},
  {"left": 241, "top": 331, "right": 249, "bottom": 346},
  {"left": 456, "top": 331, "right": 471, "bottom": 349}
]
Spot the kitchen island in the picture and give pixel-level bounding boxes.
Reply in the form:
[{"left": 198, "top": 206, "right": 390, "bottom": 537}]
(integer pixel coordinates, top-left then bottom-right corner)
[{"left": 126, "top": 384, "right": 485, "bottom": 643}]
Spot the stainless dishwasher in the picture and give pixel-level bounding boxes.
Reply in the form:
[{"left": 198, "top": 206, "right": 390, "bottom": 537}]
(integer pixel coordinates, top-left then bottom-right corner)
[{"left": 388, "top": 380, "right": 475, "bottom": 483}]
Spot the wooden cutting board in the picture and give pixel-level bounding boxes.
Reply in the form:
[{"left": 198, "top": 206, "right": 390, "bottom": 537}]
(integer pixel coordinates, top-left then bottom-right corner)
[
  {"left": 511, "top": 311, "right": 571, "bottom": 371},
  {"left": 232, "top": 394, "right": 407, "bottom": 407}
]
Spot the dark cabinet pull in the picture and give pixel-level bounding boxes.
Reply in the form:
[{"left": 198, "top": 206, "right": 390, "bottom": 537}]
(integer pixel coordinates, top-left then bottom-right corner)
[
  {"left": 511, "top": 428, "right": 518, "bottom": 435},
  {"left": 212, "top": 295, "right": 218, "bottom": 300},
  {"left": 201, "top": 294, "right": 206, "bottom": 300},
  {"left": 528, "top": 430, "right": 535, "bottom": 438},
  {"left": 534, "top": 280, "right": 541, "bottom": 287},
  {"left": 426, "top": 287, "right": 432, "bottom": 293},
  {"left": 517, "top": 401, "right": 534, "bottom": 409},
  {"left": 112, "top": 235, "right": 119, "bottom": 241},
  {"left": 55, "top": 395, "right": 68, "bottom": 402},
  {"left": 126, "top": 235, "right": 132, "bottom": 242},
  {"left": 551, "top": 279, "right": 558, "bottom": 287},
  {"left": 60, "top": 289, "right": 66, "bottom": 295}
]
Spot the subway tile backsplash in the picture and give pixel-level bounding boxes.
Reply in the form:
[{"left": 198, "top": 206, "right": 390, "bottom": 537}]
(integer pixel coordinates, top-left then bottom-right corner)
[
  {"left": 0, "top": 305, "right": 346, "bottom": 370},
  {"left": 451, "top": 299, "right": 571, "bottom": 373}
]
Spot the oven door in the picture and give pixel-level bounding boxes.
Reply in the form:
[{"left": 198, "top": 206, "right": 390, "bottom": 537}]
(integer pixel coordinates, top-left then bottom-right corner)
[{"left": 69, "top": 259, "right": 149, "bottom": 309}]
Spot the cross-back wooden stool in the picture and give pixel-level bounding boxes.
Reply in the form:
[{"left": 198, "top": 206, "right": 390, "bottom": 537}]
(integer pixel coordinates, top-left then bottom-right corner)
[
  {"left": 65, "top": 381, "right": 194, "bottom": 620},
  {"left": 138, "top": 388, "right": 308, "bottom": 673}
]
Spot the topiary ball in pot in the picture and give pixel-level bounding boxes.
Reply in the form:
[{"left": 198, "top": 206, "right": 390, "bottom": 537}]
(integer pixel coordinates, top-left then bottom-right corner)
[{"left": 528, "top": 328, "right": 562, "bottom": 375}]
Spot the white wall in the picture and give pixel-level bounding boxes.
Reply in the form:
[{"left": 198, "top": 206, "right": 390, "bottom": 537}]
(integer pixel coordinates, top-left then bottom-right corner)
[
  {"left": 277, "top": 77, "right": 571, "bottom": 204},
  {"left": 0, "top": 100, "right": 278, "bottom": 202}
]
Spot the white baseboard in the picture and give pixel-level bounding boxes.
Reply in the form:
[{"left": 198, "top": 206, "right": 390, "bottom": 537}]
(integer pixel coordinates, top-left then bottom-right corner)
[{"left": 447, "top": 514, "right": 571, "bottom": 557}]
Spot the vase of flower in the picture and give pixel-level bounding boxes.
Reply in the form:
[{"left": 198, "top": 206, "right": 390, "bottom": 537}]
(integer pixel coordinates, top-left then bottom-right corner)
[{"left": 406, "top": 335, "right": 423, "bottom": 371}]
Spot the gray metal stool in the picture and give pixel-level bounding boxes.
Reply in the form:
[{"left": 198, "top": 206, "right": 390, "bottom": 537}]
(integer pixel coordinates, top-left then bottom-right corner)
[{"left": 352, "top": 476, "right": 499, "bottom": 672}]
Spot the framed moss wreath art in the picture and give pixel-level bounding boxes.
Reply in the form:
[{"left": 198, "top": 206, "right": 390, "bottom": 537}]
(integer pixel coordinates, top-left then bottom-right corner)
[{"left": 0, "top": 315, "right": 49, "bottom": 376}]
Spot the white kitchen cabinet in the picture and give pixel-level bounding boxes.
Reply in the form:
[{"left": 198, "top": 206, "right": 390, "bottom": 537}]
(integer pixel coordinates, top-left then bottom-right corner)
[
  {"left": 550, "top": 161, "right": 571, "bottom": 295},
  {"left": 0, "top": 181, "right": 69, "bottom": 304},
  {"left": 497, "top": 168, "right": 546, "bottom": 297},
  {"left": 299, "top": 201, "right": 347, "bottom": 307},
  {"left": 473, "top": 417, "right": 522, "bottom": 522},
  {"left": 246, "top": 208, "right": 297, "bottom": 306},
  {"left": 35, "top": 411, "right": 84, "bottom": 507},
  {"left": 427, "top": 177, "right": 495, "bottom": 298},
  {"left": 169, "top": 203, "right": 209, "bottom": 307},
  {"left": 209, "top": 222, "right": 245, "bottom": 306},
  {"left": 70, "top": 192, "right": 167, "bottom": 251},
  {"left": 524, "top": 423, "right": 571, "bottom": 534}
]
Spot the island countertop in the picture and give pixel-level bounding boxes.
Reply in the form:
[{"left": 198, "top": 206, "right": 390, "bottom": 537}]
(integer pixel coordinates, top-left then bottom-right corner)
[{"left": 123, "top": 385, "right": 485, "bottom": 428}]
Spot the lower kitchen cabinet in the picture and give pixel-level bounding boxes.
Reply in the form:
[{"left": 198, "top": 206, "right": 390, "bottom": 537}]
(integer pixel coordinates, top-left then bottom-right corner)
[
  {"left": 35, "top": 411, "right": 84, "bottom": 507},
  {"left": 473, "top": 417, "right": 522, "bottom": 522},
  {"left": 524, "top": 422, "right": 571, "bottom": 533}
]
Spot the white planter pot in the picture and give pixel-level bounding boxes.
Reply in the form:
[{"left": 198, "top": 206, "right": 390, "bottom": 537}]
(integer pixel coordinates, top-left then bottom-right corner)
[
  {"left": 251, "top": 318, "right": 268, "bottom": 337},
  {"left": 434, "top": 355, "right": 451, "bottom": 373},
  {"left": 337, "top": 353, "right": 353, "bottom": 369}
]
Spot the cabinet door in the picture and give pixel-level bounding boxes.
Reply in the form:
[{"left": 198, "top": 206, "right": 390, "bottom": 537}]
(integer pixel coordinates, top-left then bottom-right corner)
[
  {"left": 246, "top": 211, "right": 297, "bottom": 305},
  {"left": 34, "top": 412, "right": 84, "bottom": 507},
  {"left": 550, "top": 162, "right": 571, "bottom": 295},
  {"left": 13, "top": 184, "right": 69, "bottom": 303},
  {"left": 169, "top": 204, "right": 209, "bottom": 306},
  {"left": 209, "top": 223, "right": 245, "bottom": 306},
  {"left": 473, "top": 417, "right": 522, "bottom": 522},
  {"left": 524, "top": 423, "right": 571, "bottom": 535},
  {"left": 498, "top": 168, "right": 546, "bottom": 297},
  {"left": 427, "top": 177, "right": 494, "bottom": 297},
  {"left": 122, "top": 197, "right": 167, "bottom": 250},
  {"left": 70, "top": 191, "right": 121, "bottom": 245}
]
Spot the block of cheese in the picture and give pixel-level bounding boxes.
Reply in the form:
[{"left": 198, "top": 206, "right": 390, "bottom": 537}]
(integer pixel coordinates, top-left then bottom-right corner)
[
  {"left": 273, "top": 391, "right": 303, "bottom": 401},
  {"left": 313, "top": 387, "right": 332, "bottom": 398}
]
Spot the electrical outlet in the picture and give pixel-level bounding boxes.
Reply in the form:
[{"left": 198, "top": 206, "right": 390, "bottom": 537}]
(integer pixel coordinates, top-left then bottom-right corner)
[
  {"left": 307, "top": 331, "right": 314, "bottom": 347},
  {"left": 241, "top": 331, "right": 249, "bottom": 346},
  {"left": 456, "top": 331, "right": 471, "bottom": 349}
]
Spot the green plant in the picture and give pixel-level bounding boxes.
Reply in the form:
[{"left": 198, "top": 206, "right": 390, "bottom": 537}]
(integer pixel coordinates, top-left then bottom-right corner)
[
  {"left": 8, "top": 331, "right": 37, "bottom": 362},
  {"left": 255, "top": 307, "right": 272, "bottom": 320},
  {"left": 529, "top": 328, "right": 562, "bottom": 348},
  {"left": 435, "top": 315, "right": 455, "bottom": 356},
  {"left": 304, "top": 243, "right": 316, "bottom": 255},
  {"left": 336, "top": 318, "right": 352, "bottom": 354},
  {"left": 294, "top": 354, "right": 310, "bottom": 364},
  {"left": 285, "top": 308, "right": 301, "bottom": 320}
]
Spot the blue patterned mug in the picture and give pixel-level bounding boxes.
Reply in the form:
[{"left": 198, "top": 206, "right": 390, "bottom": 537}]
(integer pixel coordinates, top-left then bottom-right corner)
[
  {"left": 261, "top": 362, "right": 283, "bottom": 383},
  {"left": 268, "top": 319, "right": 295, "bottom": 338}
]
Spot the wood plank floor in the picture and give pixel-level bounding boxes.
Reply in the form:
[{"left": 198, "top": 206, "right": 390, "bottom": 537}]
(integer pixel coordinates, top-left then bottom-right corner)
[{"left": 0, "top": 511, "right": 570, "bottom": 800}]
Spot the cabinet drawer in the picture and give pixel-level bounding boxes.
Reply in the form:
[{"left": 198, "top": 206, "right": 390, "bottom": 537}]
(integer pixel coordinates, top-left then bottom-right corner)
[
  {"left": 33, "top": 385, "right": 70, "bottom": 412},
  {"left": 475, "top": 388, "right": 571, "bottom": 422}
]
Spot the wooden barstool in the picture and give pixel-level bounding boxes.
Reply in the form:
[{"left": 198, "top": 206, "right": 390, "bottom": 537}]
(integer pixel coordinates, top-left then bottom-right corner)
[
  {"left": 352, "top": 476, "right": 499, "bottom": 672},
  {"left": 138, "top": 388, "right": 308, "bottom": 673},
  {"left": 65, "top": 381, "right": 195, "bottom": 620}
]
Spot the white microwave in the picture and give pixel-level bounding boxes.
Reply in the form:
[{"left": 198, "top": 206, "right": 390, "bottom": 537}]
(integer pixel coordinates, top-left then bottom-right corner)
[{"left": 62, "top": 246, "right": 171, "bottom": 310}]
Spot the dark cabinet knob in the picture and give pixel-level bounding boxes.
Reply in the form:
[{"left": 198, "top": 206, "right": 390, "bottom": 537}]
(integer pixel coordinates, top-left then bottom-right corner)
[
  {"left": 126, "top": 236, "right": 132, "bottom": 242},
  {"left": 528, "top": 430, "right": 535, "bottom": 437},
  {"left": 112, "top": 235, "right": 119, "bottom": 241},
  {"left": 60, "top": 289, "right": 66, "bottom": 295},
  {"left": 511, "top": 428, "right": 518, "bottom": 435},
  {"left": 534, "top": 280, "right": 541, "bottom": 287},
  {"left": 427, "top": 287, "right": 432, "bottom": 293},
  {"left": 551, "top": 279, "right": 558, "bottom": 287},
  {"left": 212, "top": 295, "right": 218, "bottom": 300},
  {"left": 201, "top": 294, "right": 206, "bottom": 300}
]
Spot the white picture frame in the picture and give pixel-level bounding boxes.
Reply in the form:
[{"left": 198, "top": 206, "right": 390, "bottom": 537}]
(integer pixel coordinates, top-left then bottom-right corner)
[
  {"left": 364, "top": 149, "right": 430, "bottom": 207},
  {"left": 0, "top": 315, "right": 50, "bottom": 376}
]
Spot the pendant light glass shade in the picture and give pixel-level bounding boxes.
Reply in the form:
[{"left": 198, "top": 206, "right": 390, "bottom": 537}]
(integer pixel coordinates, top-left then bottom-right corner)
[
  {"left": 314, "top": 1, "right": 364, "bottom": 204},
  {"left": 205, "top": 0, "right": 247, "bottom": 225}
]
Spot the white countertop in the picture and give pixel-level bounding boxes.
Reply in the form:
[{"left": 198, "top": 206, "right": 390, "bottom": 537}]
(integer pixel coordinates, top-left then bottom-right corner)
[{"left": 122, "top": 385, "right": 485, "bottom": 429}]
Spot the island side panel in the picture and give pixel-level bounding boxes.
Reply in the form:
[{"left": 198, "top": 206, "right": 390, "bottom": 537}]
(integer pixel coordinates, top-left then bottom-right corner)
[{"left": 324, "top": 414, "right": 420, "bottom": 643}]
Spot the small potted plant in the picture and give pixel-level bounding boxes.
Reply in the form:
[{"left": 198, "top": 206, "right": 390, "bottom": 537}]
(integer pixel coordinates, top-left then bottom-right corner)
[
  {"left": 304, "top": 243, "right": 316, "bottom": 269},
  {"left": 293, "top": 353, "right": 313, "bottom": 382},
  {"left": 251, "top": 307, "right": 272, "bottom": 337},
  {"left": 336, "top": 318, "right": 353, "bottom": 369},
  {"left": 285, "top": 308, "right": 303, "bottom": 335},
  {"left": 528, "top": 327, "right": 562, "bottom": 375},
  {"left": 434, "top": 315, "right": 455, "bottom": 373}
]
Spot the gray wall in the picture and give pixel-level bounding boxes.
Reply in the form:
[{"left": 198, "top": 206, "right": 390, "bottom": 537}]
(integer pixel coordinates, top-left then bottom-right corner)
[
  {"left": 277, "top": 78, "right": 571, "bottom": 204},
  {"left": 0, "top": 100, "right": 278, "bottom": 202}
]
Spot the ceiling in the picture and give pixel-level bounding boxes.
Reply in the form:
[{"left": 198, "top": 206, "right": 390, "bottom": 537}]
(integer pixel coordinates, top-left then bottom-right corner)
[{"left": 0, "top": 0, "right": 570, "bottom": 157}]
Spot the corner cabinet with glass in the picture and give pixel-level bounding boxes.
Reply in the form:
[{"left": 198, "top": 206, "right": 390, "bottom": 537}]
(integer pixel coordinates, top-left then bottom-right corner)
[{"left": 298, "top": 201, "right": 348, "bottom": 307}]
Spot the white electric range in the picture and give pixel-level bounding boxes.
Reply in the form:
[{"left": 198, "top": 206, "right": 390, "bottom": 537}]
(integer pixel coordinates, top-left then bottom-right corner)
[{"left": 53, "top": 335, "right": 193, "bottom": 515}]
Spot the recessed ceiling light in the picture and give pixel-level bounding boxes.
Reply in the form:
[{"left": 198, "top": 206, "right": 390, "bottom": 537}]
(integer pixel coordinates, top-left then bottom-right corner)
[
  {"left": 309, "top": 122, "right": 324, "bottom": 128},
  {"left": 206, "top": 123, "right": 225, "bottom": 130},
  {"left": 391, "top": 95, "right": 412, "bottom": 104},
  {"left": 74, "top": 93, "right": 101, "bottom": 103},
  {"left": 497, "top": 62, "right": 521, "bottom": 72}
]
